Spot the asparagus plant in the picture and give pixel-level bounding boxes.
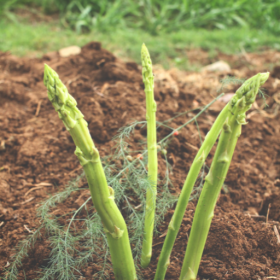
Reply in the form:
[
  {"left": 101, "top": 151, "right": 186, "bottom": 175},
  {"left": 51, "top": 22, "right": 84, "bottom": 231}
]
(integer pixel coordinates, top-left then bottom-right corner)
[
  {"left": 154, "top": 102, "right": 231, "bottom": 279},
  {"left": 42, "top": 51, "right": 269, "bottom": 280},
  {"left": 141, "top": 43, "right": 158, "bottom": 268},
  {"left": 43, "top": 64, "right": 137, "bottom": 280},
  {"left": 179, "top": 72, "right": 269, "bottom": 280},
  {"left": 155, "top": 72, "right": 269, "bottom": 280}
]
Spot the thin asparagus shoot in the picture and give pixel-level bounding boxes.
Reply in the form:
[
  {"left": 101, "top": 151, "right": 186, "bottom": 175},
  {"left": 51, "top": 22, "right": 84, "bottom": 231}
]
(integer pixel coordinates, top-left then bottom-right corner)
[
  {"left": 141, "top": 43, "right": 158, "bottom": 268},
  {"left": 43, "top": 64, "right": 137, "bottom": 280},
  {"left": 154, "top": 101, "right": 231, "bottom": 280},
  {"left": 180, "top": 72, "right": 269, "bottom": 280},
  {"left": 154, "top": 72, "right": 270, "bottom": 280}
]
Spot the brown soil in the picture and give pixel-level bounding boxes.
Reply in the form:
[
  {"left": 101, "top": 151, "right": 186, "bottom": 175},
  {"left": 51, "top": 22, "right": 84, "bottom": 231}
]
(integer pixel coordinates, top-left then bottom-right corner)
[{"left": 0, "top": 42, "right": 280, "bottom": 280}]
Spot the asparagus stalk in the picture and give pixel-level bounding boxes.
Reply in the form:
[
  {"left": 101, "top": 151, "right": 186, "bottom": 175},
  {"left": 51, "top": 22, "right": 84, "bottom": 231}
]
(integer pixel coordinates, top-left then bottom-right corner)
[
  {"left": 154, "top": 102, "right": 231, "bottom": 280},
  {"left": 141, "top": 44, "right": 158, "bottom": 268},
  {"left": 154, "top": 72, "right": 269, "bottom": 280},
  {"left": 43, "top": 64, "right": 137, "bottom": 280},
  {"left": 180, "top": 72, "right": 269, "bottom": 280}
]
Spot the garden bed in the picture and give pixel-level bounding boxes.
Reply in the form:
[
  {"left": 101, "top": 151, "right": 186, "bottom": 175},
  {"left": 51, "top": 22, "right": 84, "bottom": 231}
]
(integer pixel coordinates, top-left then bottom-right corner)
[{"left": 0, "top": 42, "right": 280, "bottom": 279}]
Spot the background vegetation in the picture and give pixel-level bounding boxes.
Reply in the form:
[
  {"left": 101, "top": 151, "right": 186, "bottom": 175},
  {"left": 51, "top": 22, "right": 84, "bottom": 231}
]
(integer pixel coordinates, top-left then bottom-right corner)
[{"left": 1, "top": 0, "right": 280, "bottom": 67}]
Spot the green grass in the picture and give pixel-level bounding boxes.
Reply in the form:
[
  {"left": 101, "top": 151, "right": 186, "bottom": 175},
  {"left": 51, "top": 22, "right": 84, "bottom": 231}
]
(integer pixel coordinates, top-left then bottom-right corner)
[
  {"left": 1, "top": 0, "right": 280, "bottom": 69},
  {"left": 2, "top": 0, "right": 280, "bottom": 35},
  {"left": 1, "top": 18, "right": 280, "bottom": 70}
]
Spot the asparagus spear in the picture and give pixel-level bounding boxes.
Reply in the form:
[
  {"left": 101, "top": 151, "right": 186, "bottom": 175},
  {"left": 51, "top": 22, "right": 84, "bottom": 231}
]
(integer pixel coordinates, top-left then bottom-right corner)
[
  {"left": 154, "top": 72, "right": 269, "bottom": 280},
  {"left": 180, "top": 72, "right": 269, "bottom": 280},
  {"left": 154, "top": 104, "right": 230, "bottom": 280},
  {"left": 44, "top": 64, "right": 137, "bottom": 280},
  {"left": 141, "top": 44, "right": 158, "bottom": 268}
]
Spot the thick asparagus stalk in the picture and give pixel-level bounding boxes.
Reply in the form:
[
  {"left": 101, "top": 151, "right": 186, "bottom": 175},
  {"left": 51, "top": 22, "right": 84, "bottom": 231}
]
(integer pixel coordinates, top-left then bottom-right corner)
[
  {"left": 43, "top": 64, "right": 137, "bottom": 280},
  {"left": 180, "top": 72, "right": 269, "bottom": 280},
  {"left": 141, "top": 44, "right": 158, "bottom": 268}
]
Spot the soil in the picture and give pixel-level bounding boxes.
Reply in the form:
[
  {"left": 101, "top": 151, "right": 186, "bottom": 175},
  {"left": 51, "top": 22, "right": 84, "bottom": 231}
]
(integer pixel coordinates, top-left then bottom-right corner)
[{"left": 0, "top": 41, "right": 280, "bottom": 280}]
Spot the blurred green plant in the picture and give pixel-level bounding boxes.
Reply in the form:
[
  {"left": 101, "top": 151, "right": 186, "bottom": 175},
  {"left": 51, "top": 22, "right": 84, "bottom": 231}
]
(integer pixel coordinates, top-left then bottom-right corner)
[
  {"left": 2, "top": 18, "right": 280, "bottom": 71},
  {"left": 2, "top": 0, "right": 280, "bottom": 35}
]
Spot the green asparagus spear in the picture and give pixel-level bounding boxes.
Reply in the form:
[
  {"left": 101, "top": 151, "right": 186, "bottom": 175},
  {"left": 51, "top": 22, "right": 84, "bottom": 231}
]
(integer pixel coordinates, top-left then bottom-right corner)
[
  {"left": 180, "top": 72, "right": 269, "bottom": 280},
  {"left": 141, "top": 44, "right": 158, "bottom": 268},
  {"left": 154, "top": 103, "right": 230, "bottom": 280},
  {"left": 44, "top": 64, "right": 137, "bottom": 280},
  {"left": 154, "top": 72, "right": 269, "bottom": 280}
]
